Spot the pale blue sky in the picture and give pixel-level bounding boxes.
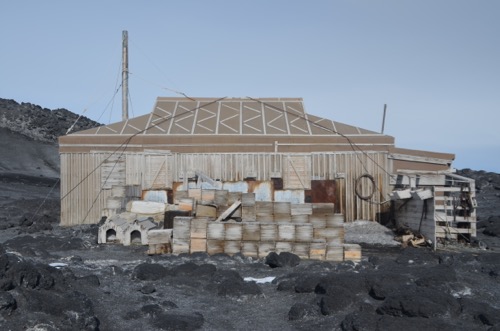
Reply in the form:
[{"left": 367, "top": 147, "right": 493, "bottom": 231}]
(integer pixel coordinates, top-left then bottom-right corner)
[{"left": 1, "top": 1, "right": 499, "bottom": 172}]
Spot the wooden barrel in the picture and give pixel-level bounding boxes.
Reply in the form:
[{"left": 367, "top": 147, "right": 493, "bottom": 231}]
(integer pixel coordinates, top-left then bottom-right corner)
[
  {"left": 207, "top": 222, "right": 225, "bottom": 240},
  {"left": 258, "top": 242, "right": 275, "bottom": 258},
  {"left": 224, "top": 241, "right": 241, "bottom": 255},
  {"left": 173, "top": 217, "right": 191, "bottom": 239},
  {"left": 225, "top": 223, "right": 243, "bottom": 241},
  {"left": 278, "top": 224, "right": 295, "bottom": 241},
  {"left": 261, "top": 224, "right": 277, "bottom": 241},
  {"left": 276, "top": 242, "right": 293, "bottom": 254},
  {"left": 295, "top": 224, "right": 313, "bottom": 242},
  {"left": 207, "top": 240, "right": 224, "bottom": 255},
  {"left": 326, "top": 245, "right": 344, "bottom": 261},
  {"left": 309, "top": 241, "right": 326, "bottom": 260},
  {"left": 326, "top": 213, "right": 345, "bottom": 228},
  {"left": 242, "top": 222, "right": 260, "bottom": 241},
  {"left": 190, "top": 218, "right": 208, "bottom": 239},
  {"left": 343, "top": 244, "right": 361, "bottom": 262},
  {"left": 241, "top": 241, "right": 258, "bottom": 258},
  {"left": 292, "top": 243, "right": 310, "bottom": 259}
]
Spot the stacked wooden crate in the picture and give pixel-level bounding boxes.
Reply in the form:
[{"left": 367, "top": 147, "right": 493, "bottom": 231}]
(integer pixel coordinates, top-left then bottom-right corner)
[{"left": 170, "top": 188, "right": 359, "bottom": 261}]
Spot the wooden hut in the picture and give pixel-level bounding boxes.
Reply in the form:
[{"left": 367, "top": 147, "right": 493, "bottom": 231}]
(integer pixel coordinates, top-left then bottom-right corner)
[{"left": 59, "top": 97, "right": 474, "bottom": 246}]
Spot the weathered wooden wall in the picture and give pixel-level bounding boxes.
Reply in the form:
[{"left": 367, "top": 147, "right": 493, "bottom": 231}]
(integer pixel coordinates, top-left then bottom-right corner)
[
  {"left": 394, "top": 198, "right": 436, "bottom": 246},
  {"left": 60, "top": 151, "right": 392, "bottom": 226}
]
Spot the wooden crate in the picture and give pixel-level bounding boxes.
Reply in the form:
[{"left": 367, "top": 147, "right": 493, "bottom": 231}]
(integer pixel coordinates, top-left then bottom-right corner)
[
  {"left": 278, "top": 224, "right": 295, "bottom": 241},
  {"left": 343, "top": 244, "right": 361, "bottom": 262},
  {"left": 190, "top": 239, "right": 207, "bottom": 253},
  {"left": 172, "top": 238, "right": 189, "bottom": 254},
  {"left": 309, "top": 241, "right": 326, "bottom": 260},
  {"left": 258, "top": 242, "right": 276, "bottom": 258},
  {"left": 173, "top": 217, "right": 191, "bottom": 239},
  {"left": 190, "top": 218, "right": 208, "bottom": 239},
  {"left": 224, "top": 241, "right": 241, "bottom": 255},
  {"left": 207, "top": 240, "right": 224, "bottom": 255},
  {"left": 196, "top": 204, "right": 217, "bottom": 218},
  {"left": 207, "top": 222, "right": 225, "bottom": 240},
  {"left": 241, "top": 241, "right": 258, "bottom": 258},
  {"left": 225, "top": 223, "right": 243, "bottom": 241},
  {"left": 242, "top": 222, "right": 261, "bottom": 241}
]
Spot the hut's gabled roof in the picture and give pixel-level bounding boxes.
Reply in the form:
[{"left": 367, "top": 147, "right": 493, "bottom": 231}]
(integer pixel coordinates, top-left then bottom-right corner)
[{"left": 75, "top": 97, "right": 381, "bottom": 137}]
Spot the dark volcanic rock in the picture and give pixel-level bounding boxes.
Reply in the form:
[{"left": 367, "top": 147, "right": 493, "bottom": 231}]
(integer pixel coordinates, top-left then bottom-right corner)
[
  {"left": 151, "top": 311, "right": 204, "bottom": 331},
  {"left": 77, "top": 274, "right": 100, "bottom": 287},
  {"left": 132, "top": 263, "right": 169, "bottom": 281},
  {"left": 217, "top": 278, "right": 262, "bottom": 298},
  {"left": 288, "top": 302, "right": 319, "bottom": 321},
  {"left": 140, "top": 284, "right": 156, "bottom": 294},
  {"left": 367, "top": 273, "right": 414, "bottom": 300},
  {"left": 484, "top": 218, "right": 500, "bottom": 237},
  {"left": 17, "top": 289, "right": 100, "bottom": 330},
  {"left": 0, "top": 98, "right": 101, "bottom": 143},
  {"left": 294, "top": 273, "right": 324, "bottom": 293},
  {"left": 319, "top": 287, "right": 356, "bottom": 315},
  {"left": 377, "top": 287, "right": 460, "bottom": 318},
  {"left": 265, "top": 251, "right": 300, "bottom": 268},
  {"left": 460, "top": 297, "right": 500, "bottom": 326},
  {"left": 0, "top": 292, "right": 17, "bottom": 315}
]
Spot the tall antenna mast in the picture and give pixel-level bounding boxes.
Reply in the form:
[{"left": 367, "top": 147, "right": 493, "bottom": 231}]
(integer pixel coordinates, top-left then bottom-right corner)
[
  {"left": 122, "top": 30, "right": 129, "bottom": 121},
  {"left": 381, "top": 104, "right": 387, "bottom": 134}
]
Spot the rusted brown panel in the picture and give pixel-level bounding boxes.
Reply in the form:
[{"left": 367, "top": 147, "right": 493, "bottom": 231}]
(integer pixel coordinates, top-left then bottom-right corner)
[{"left": 309, "top": 180, "right": 337, "bottom": 205}]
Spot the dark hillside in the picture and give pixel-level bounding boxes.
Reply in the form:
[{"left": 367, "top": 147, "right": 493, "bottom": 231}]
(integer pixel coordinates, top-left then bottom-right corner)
[{"left": 0, "top": 98, "right": 100, "bottom": 143}]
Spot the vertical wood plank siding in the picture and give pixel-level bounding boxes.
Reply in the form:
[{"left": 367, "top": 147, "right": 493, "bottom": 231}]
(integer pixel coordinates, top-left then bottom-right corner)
[{"left": 60, "top": 151, "right": 391, "bottom": 226}]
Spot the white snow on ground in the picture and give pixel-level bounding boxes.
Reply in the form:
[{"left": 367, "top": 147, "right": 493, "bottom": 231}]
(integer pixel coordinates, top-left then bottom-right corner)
[{"left": 344, "top": 220, "right": 400, "bottom": 246}]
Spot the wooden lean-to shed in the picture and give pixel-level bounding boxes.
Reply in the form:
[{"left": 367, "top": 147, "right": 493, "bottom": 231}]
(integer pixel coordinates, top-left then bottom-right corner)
[{"left": 59, "top": 97, "right": 476, "bottom": 247}]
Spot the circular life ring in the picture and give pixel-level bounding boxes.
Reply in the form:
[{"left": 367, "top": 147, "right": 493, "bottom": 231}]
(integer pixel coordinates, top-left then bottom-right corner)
[{"left": 355, "top": 174, "right": 376, "bottom": 201}]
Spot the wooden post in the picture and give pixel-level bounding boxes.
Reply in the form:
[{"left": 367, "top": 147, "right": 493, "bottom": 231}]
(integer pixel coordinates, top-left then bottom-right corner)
[
  {"left": 381, "top": 104, "right": 387, "bottom": 134},
  {"left": 122, "top": 30, "right": 129, "bottom": 121}
]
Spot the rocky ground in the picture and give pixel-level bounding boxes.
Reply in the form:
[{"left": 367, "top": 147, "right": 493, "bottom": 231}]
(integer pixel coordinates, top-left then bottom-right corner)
[{"left": 0, "top": 99, "right": 499, "bottom": 330}]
